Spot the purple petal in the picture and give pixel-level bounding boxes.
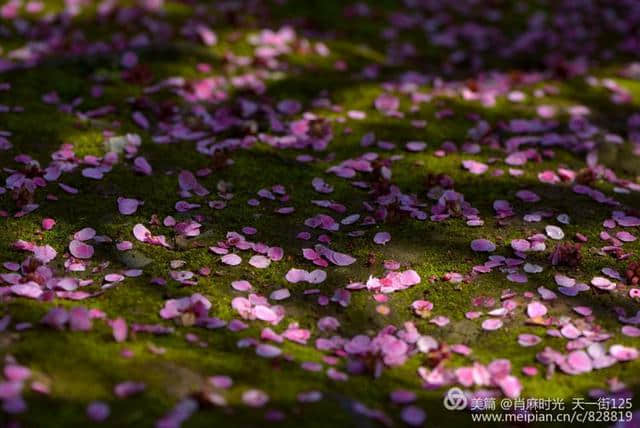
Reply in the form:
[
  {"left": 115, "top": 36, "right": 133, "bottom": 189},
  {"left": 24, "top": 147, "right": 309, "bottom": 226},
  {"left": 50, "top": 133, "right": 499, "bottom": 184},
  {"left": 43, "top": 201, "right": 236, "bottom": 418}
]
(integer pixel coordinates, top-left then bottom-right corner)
[
  {"left": 221, "top": 254, "right": 242, "bottom": 266},
  {"left": 527, "top": 302, "right": 547, "bottom": 318},
  {"left": 69, "top": 240, "right": 94, "bottom": 259},
  {"left": 112, "top": 318, "right": 127, "bottom": 343},
  {"left": 374, "top": 231, "right": 391, "bottom": 245},
  {"left": 471, "top": 239, "right": 496, "bottom": 252},
  {"left": 87, "top": 401, "right": 110, "bottom": 422}
]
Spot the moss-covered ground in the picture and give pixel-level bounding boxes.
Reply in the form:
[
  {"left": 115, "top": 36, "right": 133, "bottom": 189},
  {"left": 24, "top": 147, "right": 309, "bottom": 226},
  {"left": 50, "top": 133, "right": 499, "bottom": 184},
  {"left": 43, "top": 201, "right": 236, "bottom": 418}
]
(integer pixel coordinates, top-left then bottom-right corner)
[{"left": 1, "top": 0, "right": 640, "bottom": 427}]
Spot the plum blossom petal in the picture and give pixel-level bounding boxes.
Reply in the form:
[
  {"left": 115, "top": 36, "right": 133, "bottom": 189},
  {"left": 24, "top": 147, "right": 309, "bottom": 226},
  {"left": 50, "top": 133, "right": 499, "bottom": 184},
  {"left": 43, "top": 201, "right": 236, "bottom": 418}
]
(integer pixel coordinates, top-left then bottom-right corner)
[
  {"left": 482, "top": 318, "right": 503, "bottom": 331},
  {"left": 527, "top": 302, "right": 547, "bottom": 318},
  {"left": 221, "top": 254, "right": 242, "bottom": 266},
  {"left": 471, "top": 239, "right": 496, "bottom": 252},
  {"left": 118, "top": 197, "right": 143, "bottom": 215},
  {"left": 69, "top": 240, "right": 94, "bottom": 259},
  {"left": 374, "top": 232, "right": 391, "bottom": 245}
]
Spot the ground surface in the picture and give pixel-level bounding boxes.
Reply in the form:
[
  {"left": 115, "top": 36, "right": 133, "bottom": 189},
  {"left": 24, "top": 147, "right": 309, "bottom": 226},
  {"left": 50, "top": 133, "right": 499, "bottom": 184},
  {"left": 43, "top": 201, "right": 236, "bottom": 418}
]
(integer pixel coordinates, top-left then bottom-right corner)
[{"left": 1, "top": 0, "right": 640, "bottom": 427}]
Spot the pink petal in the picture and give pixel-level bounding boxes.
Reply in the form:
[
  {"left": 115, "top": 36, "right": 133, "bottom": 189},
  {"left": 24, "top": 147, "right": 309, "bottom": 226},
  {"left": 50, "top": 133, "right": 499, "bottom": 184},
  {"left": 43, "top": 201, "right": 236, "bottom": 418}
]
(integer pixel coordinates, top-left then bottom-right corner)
[
  {"left": 117, "top": 197, "right": 142, "bottom": 215},
  {"left": 308, "top": 270, "right": 327, "bottom": 284},
  {"left": 249, "top": 255, "right": 270, "bottom": 269},
  {"left": 133, "top": 156, "right": 152, "bottom": 175},
  {"left": 87, "top": 401, "right": 110, "bottom": 422},
  {"left": 315, "top": 245, "right": 356, "bottom": 266},
  {"left": 116, "top": 241, "right": 133, "bottom": 251},
  {"left": 114, "top": 381, "right": 145, "bottom": 398},
  {"left": 42, "top": 218, "right": 56, "bottom": 230},
  {"left": 518, "top": 334, "right": 541, "bottom": 347},
  {"left": 69, "top": 240, "right": 94, "bottom": 259},
  {"left": 391, "top": 390, "right": 417, "bottom": 404},
  {"left": 462, "top": 159, "right": 489, "bottom": 174},
  {"left": 511, "top": 239, "right": 530, "bottom": 252},
  {"left": 133, "top": 224, "right": 150, "bottom": 241},
  {"left": 11, "top": 282, "right": 42, "bottom": 299},
  {"left": 270, "top": 289, "right": 290, "bottom": 301},
  {"left": 610, "top": 345, "right": 638, "bottom": 361},
  {"left": 405, "top": 141, "right": 427, "bottom": 152},
  {"left": 69, "top": 307, "right": 92, "bottom": 331},
  {"left": 82, "top": 168, "right": 104, "bottom": 180},
  {"left": 545, "top": 225, "right": 565, "bottom": 240},
  {"left": 105, "top": 273, "right": 125, "bottom": 283},
  {"left": 256, "top": 344, "right": 282, "bottom": 358},
  {"left": 254, "top": 305, "right": 277, "bottom": 322},
  {"left": 497, "top": 375, "right": 522, "bottom": 398},
  {"left": 471, "top": 239, "right": 496, "bottom": 252},
  {"left": 555, "top": 274, "right": 576, "bottom": 287},
  {"left": 74, "top": 227, "right": 96, "bottom": 241},
  {"left": 285, "top": 268, "right": 308, "bottom": 283},
  {"left": 621, "top": 325, "right": 640, "bottom": 337},
  {"left": 616, "top": 231, "right": 636, "bottom": 242},
  {"left": 482, "top": 318, "right": 503, "bottom": 331},
  {"left": 267, "top": 247, "right": 284, "bottom": 261},
  {"left": 112, "top": 318, "right": 127, "bottom": 343},
  {"left": 567, "top": 350, "right": 593, "bottom": 373},
  {"left": 591, "top": 276, "right": 616, "bottom": 290},
  {"left": 374, "top": 232, "right": 391, "bottom": 245},
  {"left": 507, "top": 273, "right": 528, "bottom": 283},
  {"left": 242, "top": 389, "right": 269, "bottom": 407},
  {"left": 527, "top": 302, "right": 547, "bottom": 318},
  {"left": 208, "top": 376, "right": 232, "bottom": 389},
  {"left": 231, "top": 280, "right": 252, "bottom": 292},
  {"left": 33, "top": 245, "right": 57, "bottom": 264},
  {"left": 221, "top": 254, "right": 242, "bottom": 266},
  {"left": 516, "top": 190, "right": 540, "bottom": 202},
  {"left": 400, "top": 406, "right": 426, "bottom": 426}
]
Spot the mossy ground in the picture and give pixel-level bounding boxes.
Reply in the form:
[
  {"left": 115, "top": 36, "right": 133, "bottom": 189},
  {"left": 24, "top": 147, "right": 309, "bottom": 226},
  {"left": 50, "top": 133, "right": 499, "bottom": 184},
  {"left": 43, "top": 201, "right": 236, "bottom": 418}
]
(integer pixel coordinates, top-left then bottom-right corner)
[{"left": 1, "top": 1, "right": 640, "bottom": 427}]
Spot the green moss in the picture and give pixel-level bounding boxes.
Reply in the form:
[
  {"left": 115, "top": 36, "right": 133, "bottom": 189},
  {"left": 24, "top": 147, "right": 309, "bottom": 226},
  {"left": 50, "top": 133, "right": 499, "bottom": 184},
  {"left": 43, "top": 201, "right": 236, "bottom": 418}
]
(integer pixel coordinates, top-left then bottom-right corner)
[{"left": 1, "top": 0, "right": 640, "bottom": 427}]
